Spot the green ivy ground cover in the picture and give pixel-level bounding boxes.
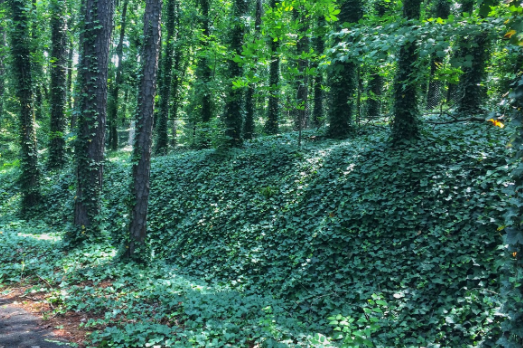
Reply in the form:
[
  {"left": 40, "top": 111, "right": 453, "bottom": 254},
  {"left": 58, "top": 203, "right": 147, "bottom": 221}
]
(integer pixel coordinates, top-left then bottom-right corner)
[{"left": 0, "top": 123, "right": 514, "bottom": 347}]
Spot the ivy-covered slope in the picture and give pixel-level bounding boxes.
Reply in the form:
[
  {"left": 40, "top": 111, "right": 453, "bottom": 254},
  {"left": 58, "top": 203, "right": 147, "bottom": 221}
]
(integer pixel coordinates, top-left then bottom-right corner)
[
  {"left": 111, "top": 124, "right": 510, "bottom": 346},
  {"left": 0, "top": 123, "right": 514, "bottom": 347}
]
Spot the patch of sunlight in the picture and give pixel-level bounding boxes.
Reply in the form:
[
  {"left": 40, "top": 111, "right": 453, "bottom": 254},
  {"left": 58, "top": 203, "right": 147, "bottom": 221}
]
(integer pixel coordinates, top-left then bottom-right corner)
[{"left": 18, "top": 232, "right": 62, "bottom": 242}]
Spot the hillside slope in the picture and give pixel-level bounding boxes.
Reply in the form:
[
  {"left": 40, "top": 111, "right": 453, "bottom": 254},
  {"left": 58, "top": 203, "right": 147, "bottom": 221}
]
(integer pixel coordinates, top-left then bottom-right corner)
[{"left": 0, "top": 124, "right": 513, "bottom": 347}]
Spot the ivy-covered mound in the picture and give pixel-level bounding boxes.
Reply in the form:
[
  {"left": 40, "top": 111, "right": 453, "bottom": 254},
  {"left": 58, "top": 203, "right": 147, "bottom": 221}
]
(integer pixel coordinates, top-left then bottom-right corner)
[{"left": 0, "top": 122, "right": 513, "bottom": 347}]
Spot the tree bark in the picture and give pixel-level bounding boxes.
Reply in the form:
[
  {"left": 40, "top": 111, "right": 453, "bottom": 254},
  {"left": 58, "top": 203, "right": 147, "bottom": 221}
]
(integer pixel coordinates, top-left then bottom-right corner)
[
  {"left": 72, "top": 0, "right": 114, "bottom": 238},
  {"left": 391, "top": 0, "right": 422, "bottom": 143},
  {"left": 48, "top": 0, "right": 68, "bottom": 169},
  {"left": 155, "top": 0, "right": 178, "bottom": 154},
  {"left": 327, "top": 0, "right": 363, "bottom": 138},
  {"left": 127, "top": 0, "right": 162, "bottom": 261},
  {"left": 264, "top": 0, "right": 281, "bottom": 135},
  {"left": 197, "top": 0, "right": 212, "bottom": 124},
  {"left": 243, "top": 0, "right": 262, "bottom": 139},
  {"left": 311, "top": 17, "right": 325, "bottom": 127},
  {"left": 223, "top": 0, "right": 248, "bottom": 147},
  {"left": 108, "top": 0, "right": 129, "bottom": 152},
  {"left": 295, "top": 10, "right": 310, "bottom": 135},
  {"left": 8, "top": 0, "right": 41, "bottom": 214}
]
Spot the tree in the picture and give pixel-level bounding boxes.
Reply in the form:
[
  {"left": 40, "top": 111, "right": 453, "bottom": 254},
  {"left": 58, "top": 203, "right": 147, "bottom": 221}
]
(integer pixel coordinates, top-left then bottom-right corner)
[
  {"left": 327, "top": 0, "right": 363, "bottom": 138},
  {"left": 426, "top": 0, "right": 450, "bottom": 110},
  {"left": 155, "top": 0, "right": 178, "bottom": 154},
  {"left": 48, "top": 0, "right": 68, "bottom": 169},
  {"left": 196, "top": 0, "right": 213, "bottom": 124},
  {"left": 264, "top": 0, "right": 282, "bottom": 135},
  {"left": 127, "top": 0, "right": 162, "bottom": 261},
  {"left": 367, "top": 0, "right": 389, "bottom": 117},
  {"left": 294, "top": 8, "right": 310, "bottom": 144},
  {"left": 456, "top": 0, "right": 493, "bottom": 115},
  {"left": 223, "top": 0, "right": 248, "bottom": 147},
  {"left": 8, "top": 0, "right": 41, "bottom": 214},
  {"left": 391, "top": 0, "right": 422, "bottom": 143},
  {"left": 311, "top": 17, "right": 326, "bottom": 127},
  {"left": 0, "top": 21, "right": 5, "bottom": 128},
  {"left": 71, "top": 0, "right": 114, "bottom": 240},
  {"left": 108, "top": 0, "right": 130, "bottom": 152},
  {"left": 243, "top": 0, "right": 263, "bottom": 139}
]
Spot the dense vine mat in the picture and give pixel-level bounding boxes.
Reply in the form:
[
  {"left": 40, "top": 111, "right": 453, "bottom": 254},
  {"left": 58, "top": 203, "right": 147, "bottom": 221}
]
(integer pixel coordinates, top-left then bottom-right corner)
[{"left": 0, "top": 122, "right": 514, "bottom": 347}]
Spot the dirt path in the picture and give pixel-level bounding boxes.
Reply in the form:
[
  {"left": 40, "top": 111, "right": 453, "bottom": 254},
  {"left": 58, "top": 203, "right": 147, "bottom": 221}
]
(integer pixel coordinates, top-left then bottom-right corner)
[{"left": 0, "top": 298, "right": 71, "bottom": 348}]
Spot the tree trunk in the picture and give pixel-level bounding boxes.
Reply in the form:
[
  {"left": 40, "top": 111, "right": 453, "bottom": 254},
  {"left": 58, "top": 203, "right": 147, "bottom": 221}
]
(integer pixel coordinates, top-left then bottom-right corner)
[
  {"left": 426, "top": 0, "right": 450, "bottom": 110},
  {"left": 197, "top": 0, "right": 212, "bottom": 124},
  {"left": 327, "top": 0, "right": 363, "bottom": 138},
  {"left": 312, "top": 17, "right": 325, "bottom": 127},
  {"left": 48, "top": 0, "right": 68, "bottom": 170},
  {"left": 223, "top": 0, "right": 248, "bottom": 147},
  {"left": 243, "top": 0, "right": 262, "bottom": 139},
  {"left": 391, "top": 0, "right": 422, "bottom": 143},
  {"left": 295, "top": 11, "right": 310, "bottom": 133},
  {"left": 108, "top": 0, "right": 129, "bottom": 152},
  {"left": 8, "top": 0, "right": 41, "bottom": 214},
  {"left": 264, "top": 0, "right": 281, "bottom": 135},
  {"left": 127, "top": 0, "right": 162, "bottom": 261},
  {"left": 72, "top": 0, "right": 114, "bottom": 240},
  {"left": 0, "top": 24, "right": 5, "bottom": 128},
  {"left": 155, "top": 0, "right": 178, "bottom": 154}
]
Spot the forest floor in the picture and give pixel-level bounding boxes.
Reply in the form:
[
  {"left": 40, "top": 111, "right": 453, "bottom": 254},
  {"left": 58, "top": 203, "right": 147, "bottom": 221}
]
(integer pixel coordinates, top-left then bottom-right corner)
[{"left": 0, "top": 123, "right": 515, "bottom": 347}]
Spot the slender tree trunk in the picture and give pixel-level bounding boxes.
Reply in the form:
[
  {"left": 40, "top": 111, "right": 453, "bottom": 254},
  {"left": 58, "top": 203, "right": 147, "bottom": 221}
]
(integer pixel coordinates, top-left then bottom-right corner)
[
  {"left": 223, "top": 0, "right": 248, "bottom": 147},
  {"left": 426, "top": 0, "right": 450, "bottom": 110},
  {"left": 264, "top": 0, "right": 281, "bottom": 135},
  {"left": 327, "top": 0, "right": 363, "bottom": 138},
  {"left": 66, "top": 41, "right": 74, "bottom": 110},
  {"left": 8, "top": 0, "right": 41, "bottom": 214},
  {"left": 108, "top": 0, "right": 129, "bottom": 152},
  {"left": 31, "top": 0, "right": 44, "bottom": 121},
  {"left": 295, "top": 11, "right": 310, "bottom": 134},
  {"left": 456, "top": 0, "right": 491, "bottom": 115},
  {"left": 312, "top": 17, "right": 325, "bottom": 127},
  {"left": 48, "top": 0, "right": 68, "bottom": 169},
  {"left": 243, "top": 0, "right": 262, "bottom": 139},
  {"left": 197, "top": 0, "right": 212, "bottom": 123},
  {"left": 72, "top": 0, "right": 114, "bottom": 239},
  {"left": 0, "top": 24, "right": 5, "bottom": 128},
  {"left": 155, "top": 0, "right": 178, "bottom": 154},
  {"left": 127, "top": 0, "right": 162, "bottom": 261},
  {"left": 391, "top": 0, "right": 422, "bottom": 143},
  {"left": 170, "top": 46, "right": 183, "bottom": 146}
]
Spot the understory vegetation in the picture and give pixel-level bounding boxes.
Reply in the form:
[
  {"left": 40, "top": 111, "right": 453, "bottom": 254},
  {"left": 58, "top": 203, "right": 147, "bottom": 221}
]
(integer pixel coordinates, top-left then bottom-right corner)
[{"left": 0, "top": 121, "right": 514, "bottom": 347}]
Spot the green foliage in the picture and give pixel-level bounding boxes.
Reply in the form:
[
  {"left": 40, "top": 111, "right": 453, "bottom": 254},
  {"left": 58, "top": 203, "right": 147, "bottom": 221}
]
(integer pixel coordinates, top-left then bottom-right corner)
[{"left": 0, "top": 122, "right": 514, "bottom": 346}]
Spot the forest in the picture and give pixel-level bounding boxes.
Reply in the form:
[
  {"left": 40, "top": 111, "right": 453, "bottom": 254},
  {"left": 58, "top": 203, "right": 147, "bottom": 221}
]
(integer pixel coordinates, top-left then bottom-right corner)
[{"left": 0, "top": 0, "right": 522, "bottom": 346}]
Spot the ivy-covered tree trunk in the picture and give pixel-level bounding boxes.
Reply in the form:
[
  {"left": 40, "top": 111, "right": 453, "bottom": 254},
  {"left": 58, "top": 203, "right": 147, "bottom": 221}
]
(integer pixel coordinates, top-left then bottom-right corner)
[
  {"left": 243, "top": 0, "right": 262, "bottom": 139},
  {"left": 155, "top": 0, "right": 178, "bottom": 154},
  {"left": 391, "top": 0, "right": 422, "bottom": 143},
  {"left": 48, "top": 0, "right": 68, "bottom": 170},
  {"left": 0, "top": 24, "right": 5, "bottom": 128},
  {"left": 367, "top": 1, "right": 388, "bottom": 117},
  {"left": 197, "top": 0, "right": 212, "bottom": 123},
  {"left": 327, "top": 0, "right": 363, "bottom": 138},
  {"left": 312, "top": 17, "right": 325, "bottom": 127},
  {"left": 223, "top": 0, "right": 248, "bottom": 147},
  {"left": 108, "top": 0, "right": 129, "bottom": 152},
  {"left": 264, "top": 0, "right": 281, "bottom": 135},
  {"left": 8, "top": 0, "right": 41, "bottom": 214},
  {"left": 170, "top": 46, "right": 183, "bottom": 146},
  {"left": 295, "top": 11, "right": 310, "bottom": 136},
  {"left": 426, "top": 0, "right": 450, "bottom": 110},
  {"left": 456, "top": 0, "right": 490, "bottom": 115},
  {"left": 31, "top": 0, "right": 44, "bottom": 121},
  {"left": 71, "top": 0, "right": 114, "bottom": 239},
  {"left": 66, "top": 14, "right": 75, "bottom": 111},
  {"left": 127, "top": 0, "right": 162, "bottom": 261}
]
